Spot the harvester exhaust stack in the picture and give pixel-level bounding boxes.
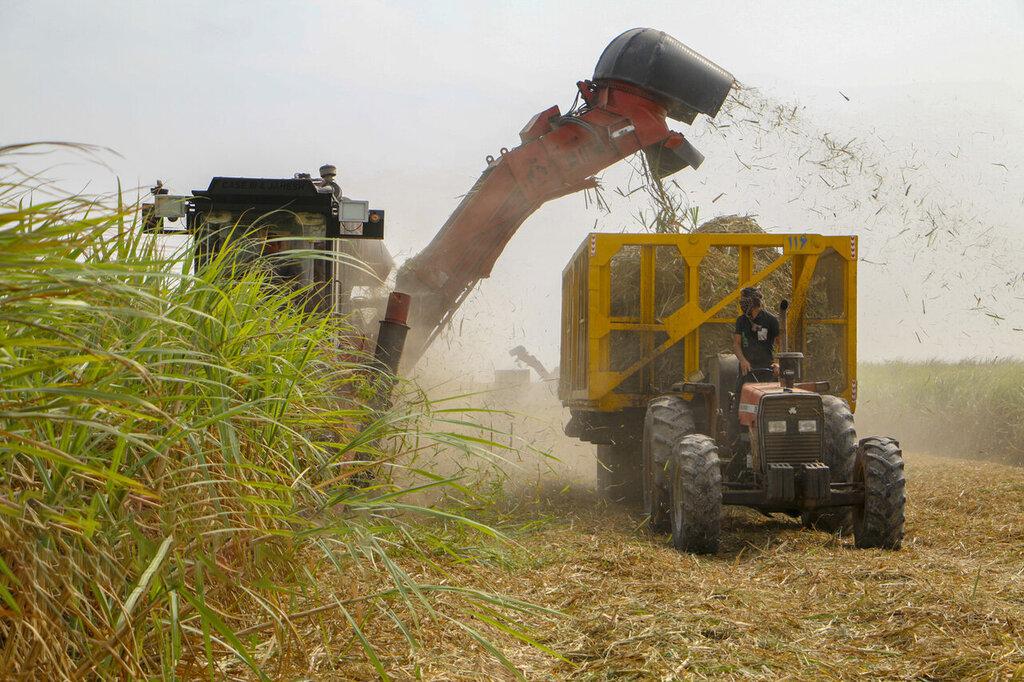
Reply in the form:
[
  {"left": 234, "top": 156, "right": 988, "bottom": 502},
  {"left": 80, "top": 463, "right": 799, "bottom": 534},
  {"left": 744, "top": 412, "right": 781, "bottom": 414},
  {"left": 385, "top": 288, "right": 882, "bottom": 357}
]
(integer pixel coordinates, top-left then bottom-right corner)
[
  {"left": 374, "top": 292, "right": 411, "bottom": 376},
  {"left": 369, "top": 291, "right": 412, "bottom": 409}
]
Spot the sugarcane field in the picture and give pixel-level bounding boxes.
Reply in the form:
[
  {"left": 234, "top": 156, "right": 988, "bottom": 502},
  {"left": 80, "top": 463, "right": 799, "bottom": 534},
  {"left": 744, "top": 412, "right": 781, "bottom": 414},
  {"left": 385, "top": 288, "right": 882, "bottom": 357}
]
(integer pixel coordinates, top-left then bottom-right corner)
[{"left": 2, "top": 2, "right": 1022, "bottom": 680}]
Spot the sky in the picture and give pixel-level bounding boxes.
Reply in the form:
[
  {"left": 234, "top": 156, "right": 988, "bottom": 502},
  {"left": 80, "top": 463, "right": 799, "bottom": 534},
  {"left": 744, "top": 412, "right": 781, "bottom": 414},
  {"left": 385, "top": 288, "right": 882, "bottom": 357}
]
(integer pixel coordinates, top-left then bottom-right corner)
[{"left": 3, "top": 0, "right": 1023, "bottom": 377}]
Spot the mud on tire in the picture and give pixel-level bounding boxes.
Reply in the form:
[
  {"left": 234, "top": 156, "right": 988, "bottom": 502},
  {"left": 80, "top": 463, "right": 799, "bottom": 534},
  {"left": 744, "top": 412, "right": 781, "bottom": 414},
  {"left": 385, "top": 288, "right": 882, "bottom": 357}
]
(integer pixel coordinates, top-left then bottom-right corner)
[
  {"left": 802, "top": 394, "right": 857, "bottom": 533},
  {"left": 669, "top": 434, "right": 722, "bottom": 554},
  {"left": 642, "top": 397, "right": 695, "bottom": 532},
  {"left": 853, "top": 437, "right": 906, "bottom": 549}
]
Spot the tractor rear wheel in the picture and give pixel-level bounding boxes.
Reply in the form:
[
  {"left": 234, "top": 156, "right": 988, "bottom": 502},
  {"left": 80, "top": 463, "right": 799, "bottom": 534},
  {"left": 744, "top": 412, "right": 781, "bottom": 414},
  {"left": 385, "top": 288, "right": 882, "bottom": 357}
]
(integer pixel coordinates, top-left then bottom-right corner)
[
  {"left": 669, "top": 434, "right": 722, "bottom": 554},
  {"left": 642, "top": 397, "right": 695, "bottom": 532},
  {"left": 802, "top": 394, "right": 857, "bottom": 534},
  {"left": 596, "top": 440, "right": 642, "bottom": 505},
  {"left": 853, "top": 437, "right": 906, "bottom": 549}
]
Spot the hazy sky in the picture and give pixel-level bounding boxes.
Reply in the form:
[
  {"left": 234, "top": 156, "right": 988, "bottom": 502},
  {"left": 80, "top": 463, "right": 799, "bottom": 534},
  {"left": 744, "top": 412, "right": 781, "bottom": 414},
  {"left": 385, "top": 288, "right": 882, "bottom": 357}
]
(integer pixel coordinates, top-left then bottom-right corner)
[{"left": 3, "top": 1, "right": 1023, "bottom": 375}]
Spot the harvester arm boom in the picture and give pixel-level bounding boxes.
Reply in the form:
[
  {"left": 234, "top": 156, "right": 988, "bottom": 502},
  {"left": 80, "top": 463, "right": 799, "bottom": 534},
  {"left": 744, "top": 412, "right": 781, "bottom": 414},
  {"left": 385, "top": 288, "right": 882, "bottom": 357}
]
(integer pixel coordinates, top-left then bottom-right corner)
[{"left": 396, "top": 29, "right": 733, "bottom": 365}]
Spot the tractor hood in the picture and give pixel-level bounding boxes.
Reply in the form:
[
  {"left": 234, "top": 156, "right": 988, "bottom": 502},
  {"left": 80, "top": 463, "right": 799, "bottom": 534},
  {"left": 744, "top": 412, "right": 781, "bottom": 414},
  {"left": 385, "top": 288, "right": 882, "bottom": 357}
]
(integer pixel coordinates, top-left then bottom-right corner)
[{"left": 738, "top": 383, "right": 819, "bottom": 427}]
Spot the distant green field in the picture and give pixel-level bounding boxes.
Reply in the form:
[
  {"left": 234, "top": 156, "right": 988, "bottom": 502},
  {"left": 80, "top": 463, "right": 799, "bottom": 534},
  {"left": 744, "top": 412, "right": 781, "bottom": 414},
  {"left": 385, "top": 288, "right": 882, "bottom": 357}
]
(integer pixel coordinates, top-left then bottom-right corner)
[{"left": 857, "top": 361, "right": 1024, "bottom": 466}]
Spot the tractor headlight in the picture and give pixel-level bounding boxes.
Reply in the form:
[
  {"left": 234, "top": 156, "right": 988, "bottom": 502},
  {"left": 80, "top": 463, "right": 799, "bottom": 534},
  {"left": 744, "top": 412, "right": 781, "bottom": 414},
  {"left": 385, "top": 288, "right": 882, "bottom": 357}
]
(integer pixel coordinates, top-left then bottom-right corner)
[
  {"left": 767, "top": 420, "right": 787, "bottom": 434},
  {"left": 797, "top": 419, "right": 818, "bottom": 434}
]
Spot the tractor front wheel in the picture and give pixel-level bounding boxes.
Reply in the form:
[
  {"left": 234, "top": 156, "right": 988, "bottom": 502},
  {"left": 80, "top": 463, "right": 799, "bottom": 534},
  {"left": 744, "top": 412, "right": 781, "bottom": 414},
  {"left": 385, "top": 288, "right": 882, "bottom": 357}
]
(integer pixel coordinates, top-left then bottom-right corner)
[
  {"left": 853, "top": 437, "right": 906, "bottom": 549},
  {"left": 669, "top": 434, "right": 722, "bottom": 554}
]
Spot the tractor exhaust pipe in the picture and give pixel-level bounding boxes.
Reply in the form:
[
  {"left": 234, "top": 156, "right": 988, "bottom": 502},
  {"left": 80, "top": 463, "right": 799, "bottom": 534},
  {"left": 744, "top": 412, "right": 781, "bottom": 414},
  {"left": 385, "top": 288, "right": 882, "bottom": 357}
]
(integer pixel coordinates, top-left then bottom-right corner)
[
  {"left": 779, "top": 299, "right": 789, "bottom": 352},
  {"left": 777, "top": 299, "right": 803, "bottom": 389}
]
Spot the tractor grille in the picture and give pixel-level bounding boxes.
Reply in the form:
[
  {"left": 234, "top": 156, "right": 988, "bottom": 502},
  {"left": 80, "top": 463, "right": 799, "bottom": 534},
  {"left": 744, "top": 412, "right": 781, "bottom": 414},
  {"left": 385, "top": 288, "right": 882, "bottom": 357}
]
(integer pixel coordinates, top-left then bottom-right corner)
[{"left": 759, "top": 393, "right": 824, "bottom": 465}]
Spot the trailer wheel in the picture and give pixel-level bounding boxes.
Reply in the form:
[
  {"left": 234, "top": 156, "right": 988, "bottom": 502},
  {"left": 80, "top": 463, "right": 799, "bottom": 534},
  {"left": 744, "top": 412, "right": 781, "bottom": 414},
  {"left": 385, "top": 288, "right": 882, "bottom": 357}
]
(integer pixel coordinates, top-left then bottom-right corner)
[
  {"left": 669, "top": 434, "right": 722, "bottom": 554},
  {"left": 642, "top": 397, "right": 695, "bottom": 532},
  {"left": 596, "top": 440, "right": 642, "bottom": 505},
  {"left": 853, "top": 437, "right": 906, "bottom": 549},
  {"left": 802, "top": 394, "right": 857, "bottom": 534}
]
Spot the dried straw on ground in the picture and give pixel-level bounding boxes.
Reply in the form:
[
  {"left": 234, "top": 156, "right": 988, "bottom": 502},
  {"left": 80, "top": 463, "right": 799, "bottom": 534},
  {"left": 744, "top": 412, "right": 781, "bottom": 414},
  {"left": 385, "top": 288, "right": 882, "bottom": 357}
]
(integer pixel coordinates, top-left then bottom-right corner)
[{"left": 281, "top": 450, "right": 1023, "bottom": 680}]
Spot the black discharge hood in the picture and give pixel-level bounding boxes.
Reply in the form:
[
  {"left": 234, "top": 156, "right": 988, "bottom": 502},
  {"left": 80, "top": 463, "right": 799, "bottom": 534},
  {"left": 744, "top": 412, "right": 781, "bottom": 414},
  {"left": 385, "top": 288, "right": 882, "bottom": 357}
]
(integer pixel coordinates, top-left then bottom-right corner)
[{"left": 594, "top": 28, "right": 735, "bottom": 124}]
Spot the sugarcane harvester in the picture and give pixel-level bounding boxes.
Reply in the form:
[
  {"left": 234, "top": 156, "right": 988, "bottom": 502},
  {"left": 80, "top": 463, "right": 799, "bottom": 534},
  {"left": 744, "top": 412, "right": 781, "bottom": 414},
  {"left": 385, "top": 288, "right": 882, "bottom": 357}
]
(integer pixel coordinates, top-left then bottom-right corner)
[
  {"left": 144, "top": 28, "right": 734, "bottom": 380},
  {"left": 509, "top": 345, "right": 554, "bottom": 381}
]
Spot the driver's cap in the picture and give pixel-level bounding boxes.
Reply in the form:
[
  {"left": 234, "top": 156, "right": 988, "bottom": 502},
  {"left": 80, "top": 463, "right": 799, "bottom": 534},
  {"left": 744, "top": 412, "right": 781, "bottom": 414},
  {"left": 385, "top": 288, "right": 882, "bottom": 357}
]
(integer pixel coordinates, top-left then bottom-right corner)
[{"left": 740, "top": 286, "right": 763, "bottom": 312}]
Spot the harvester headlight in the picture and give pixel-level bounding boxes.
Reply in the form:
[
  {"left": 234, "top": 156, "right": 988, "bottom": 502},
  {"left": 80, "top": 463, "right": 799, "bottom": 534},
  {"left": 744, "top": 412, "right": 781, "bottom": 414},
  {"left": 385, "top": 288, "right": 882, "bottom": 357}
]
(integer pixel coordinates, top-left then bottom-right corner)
[
  {"left": 798, "top": 419, "right": 818, "bottom": 434},
  {"left": 767, "top": 420, "right": 787, "bottom": 434}
]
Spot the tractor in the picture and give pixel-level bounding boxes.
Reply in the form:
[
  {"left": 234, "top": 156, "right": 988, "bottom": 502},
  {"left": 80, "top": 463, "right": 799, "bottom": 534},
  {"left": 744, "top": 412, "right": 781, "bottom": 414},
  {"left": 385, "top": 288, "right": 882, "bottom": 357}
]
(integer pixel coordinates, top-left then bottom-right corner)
[{"left": 559, "top": 232, "right": 906, "bottom": 553}]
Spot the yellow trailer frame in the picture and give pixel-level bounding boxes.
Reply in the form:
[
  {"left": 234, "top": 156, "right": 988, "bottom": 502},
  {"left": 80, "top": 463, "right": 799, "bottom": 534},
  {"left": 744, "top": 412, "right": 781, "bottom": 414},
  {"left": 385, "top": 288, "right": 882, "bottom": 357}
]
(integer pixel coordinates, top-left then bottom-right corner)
[{"left": 559, "top": 232, "right": 858, "bottom": 413}]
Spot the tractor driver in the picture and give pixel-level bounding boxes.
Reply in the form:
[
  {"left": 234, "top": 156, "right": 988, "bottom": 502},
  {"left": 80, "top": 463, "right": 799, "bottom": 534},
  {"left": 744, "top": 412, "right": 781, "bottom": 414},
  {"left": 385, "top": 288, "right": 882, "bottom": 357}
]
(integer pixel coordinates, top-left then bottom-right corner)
[
  {"left": 731, "top": 287, "right": 780, "bottom": 429},
  {"left": 733, "top": 286, "right": 780, "bottom": 379}
]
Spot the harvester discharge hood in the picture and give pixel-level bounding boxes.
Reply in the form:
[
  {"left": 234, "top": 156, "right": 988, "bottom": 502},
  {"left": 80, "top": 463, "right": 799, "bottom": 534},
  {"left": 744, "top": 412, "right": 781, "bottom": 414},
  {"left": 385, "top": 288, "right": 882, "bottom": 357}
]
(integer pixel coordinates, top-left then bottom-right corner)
[
  {"left": 594, "top": 28, "right": 734, "bottom": 124},
  {"left": 596, "top": 28, "right": 734, "bottom": 179}
]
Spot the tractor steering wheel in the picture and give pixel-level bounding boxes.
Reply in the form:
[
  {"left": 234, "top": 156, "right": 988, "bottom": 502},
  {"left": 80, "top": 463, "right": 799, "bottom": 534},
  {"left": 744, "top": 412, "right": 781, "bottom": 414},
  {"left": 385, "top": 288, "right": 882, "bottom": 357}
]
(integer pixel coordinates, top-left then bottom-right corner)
[{"left": 745, "top": 367, "right": 776, "bottom": 383}]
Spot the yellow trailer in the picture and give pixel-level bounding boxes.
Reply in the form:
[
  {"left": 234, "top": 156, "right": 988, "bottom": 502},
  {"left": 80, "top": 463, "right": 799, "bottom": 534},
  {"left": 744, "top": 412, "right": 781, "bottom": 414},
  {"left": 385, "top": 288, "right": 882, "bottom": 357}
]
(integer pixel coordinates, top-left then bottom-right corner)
[{"left": 559, "top": 232, "right": 858, "bottom": 412}]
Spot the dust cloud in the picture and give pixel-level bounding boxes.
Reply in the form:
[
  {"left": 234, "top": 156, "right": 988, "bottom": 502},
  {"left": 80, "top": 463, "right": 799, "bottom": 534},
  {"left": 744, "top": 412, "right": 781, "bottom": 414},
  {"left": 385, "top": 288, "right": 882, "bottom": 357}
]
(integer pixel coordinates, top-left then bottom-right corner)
[{"left": 408, "top": 360, "right": 597, "bottom": 496}]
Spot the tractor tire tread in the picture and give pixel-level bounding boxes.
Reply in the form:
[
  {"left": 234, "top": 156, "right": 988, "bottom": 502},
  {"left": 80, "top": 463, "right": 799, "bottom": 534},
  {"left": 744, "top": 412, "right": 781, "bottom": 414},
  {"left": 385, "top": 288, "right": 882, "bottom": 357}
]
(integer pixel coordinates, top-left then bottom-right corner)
[
  {"left": 853, "top": 436, "right": 905, "bottom": 549},
  {"left": 642, "top": 397, "right": 695, "bottom": 532},
  {"left": 670, "top": 434, "right": 722, "bottom": 554}
]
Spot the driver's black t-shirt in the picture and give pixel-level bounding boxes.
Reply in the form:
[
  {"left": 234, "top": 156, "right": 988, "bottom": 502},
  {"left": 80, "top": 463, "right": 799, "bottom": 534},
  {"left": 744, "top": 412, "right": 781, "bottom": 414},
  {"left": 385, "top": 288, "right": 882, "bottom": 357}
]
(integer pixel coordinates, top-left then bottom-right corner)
[{"left": 734, "top": 310, "right": 780, "bottom": 369}]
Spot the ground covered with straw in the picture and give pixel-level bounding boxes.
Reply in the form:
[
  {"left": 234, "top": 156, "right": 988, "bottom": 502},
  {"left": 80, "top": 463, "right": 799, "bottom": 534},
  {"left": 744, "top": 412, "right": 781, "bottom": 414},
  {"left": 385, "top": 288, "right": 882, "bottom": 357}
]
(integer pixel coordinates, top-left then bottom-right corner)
[{"left": 319, "top": 451, "right": 1023, "bottom": 680}]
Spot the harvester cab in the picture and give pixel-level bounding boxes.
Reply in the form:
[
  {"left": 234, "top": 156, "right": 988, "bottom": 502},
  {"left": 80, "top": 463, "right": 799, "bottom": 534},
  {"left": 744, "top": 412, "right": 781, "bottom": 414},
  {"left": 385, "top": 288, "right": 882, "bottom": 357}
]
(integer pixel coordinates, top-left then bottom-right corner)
[
  {"left": 559, "top": 231, "right": 905, "bottom": 554},
  {"left": 141, "top": 165, "right": 409, "bottom": 370},
  {"left": 144, "top": 167, "right": 393, "bottom": 319}
]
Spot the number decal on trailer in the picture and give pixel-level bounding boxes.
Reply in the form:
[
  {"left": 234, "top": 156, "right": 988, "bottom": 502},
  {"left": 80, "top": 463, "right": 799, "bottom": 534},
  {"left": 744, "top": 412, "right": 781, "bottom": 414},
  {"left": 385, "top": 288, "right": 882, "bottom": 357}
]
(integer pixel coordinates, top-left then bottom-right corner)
[{"left": 786, "top": 235, "right": 811, "bottom": 251}]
